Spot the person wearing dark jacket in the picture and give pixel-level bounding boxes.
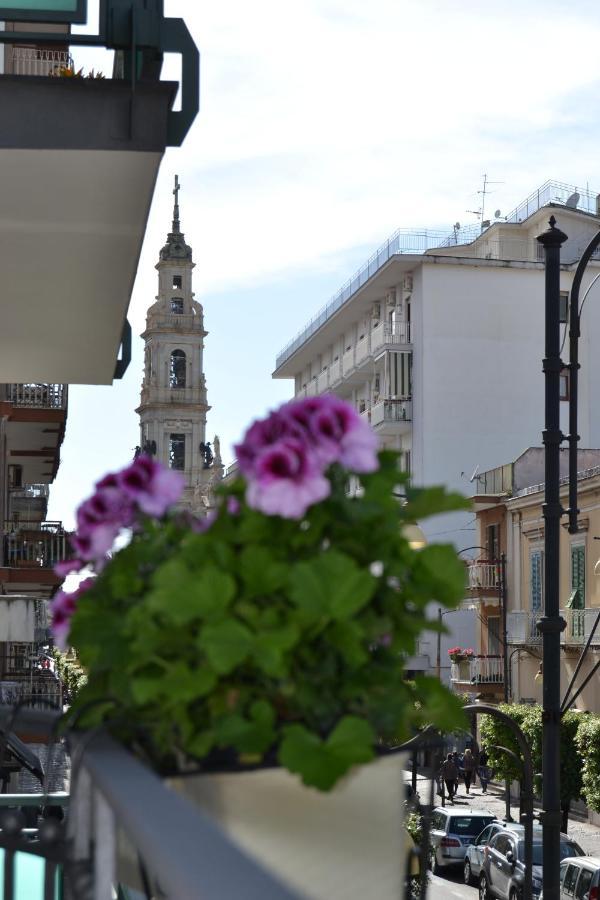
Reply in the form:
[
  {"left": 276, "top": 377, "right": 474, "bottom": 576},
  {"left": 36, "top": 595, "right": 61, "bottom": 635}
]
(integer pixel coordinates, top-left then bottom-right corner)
[
  {"left": 478, "top": 748, "right": 490, "bottom": 794},
  {"left": 439, "top": 754, "right": 459, "bottom": 803}
]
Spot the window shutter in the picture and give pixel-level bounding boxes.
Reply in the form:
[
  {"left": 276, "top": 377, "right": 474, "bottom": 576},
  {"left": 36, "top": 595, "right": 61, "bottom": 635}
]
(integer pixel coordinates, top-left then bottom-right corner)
[{"left": 530, "top": 551, "right": 543, "bottom": 612}]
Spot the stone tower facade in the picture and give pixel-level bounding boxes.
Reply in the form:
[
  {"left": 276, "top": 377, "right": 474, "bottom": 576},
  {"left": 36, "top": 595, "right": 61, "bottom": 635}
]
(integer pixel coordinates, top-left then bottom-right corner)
[{"left": 136, "top": 176, "right": 222, "bottom": 514}]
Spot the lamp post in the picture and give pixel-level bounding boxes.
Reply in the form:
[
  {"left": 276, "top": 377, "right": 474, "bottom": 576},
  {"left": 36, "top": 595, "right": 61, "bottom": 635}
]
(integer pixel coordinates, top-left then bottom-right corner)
[{"left": 537, "top": 217, "right": 568, "bottom": 900}]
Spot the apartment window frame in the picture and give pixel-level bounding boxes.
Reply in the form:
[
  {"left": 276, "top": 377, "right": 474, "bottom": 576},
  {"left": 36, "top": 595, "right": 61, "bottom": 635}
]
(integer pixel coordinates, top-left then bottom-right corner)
[{"left": 530, "top": 547, "right": 544, "bottom": 613}]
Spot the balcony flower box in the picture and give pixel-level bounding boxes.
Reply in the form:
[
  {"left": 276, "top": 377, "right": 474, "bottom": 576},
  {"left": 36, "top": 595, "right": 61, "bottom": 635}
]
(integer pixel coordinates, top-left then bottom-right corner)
[{"left": 55, "top": 395, "right": 469, "bottom": 897}]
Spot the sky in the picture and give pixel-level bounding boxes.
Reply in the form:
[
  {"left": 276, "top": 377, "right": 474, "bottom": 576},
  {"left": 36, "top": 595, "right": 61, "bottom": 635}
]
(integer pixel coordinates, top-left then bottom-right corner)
[{"left": 48, "top": 0, "right": 600, "bottom": 527}]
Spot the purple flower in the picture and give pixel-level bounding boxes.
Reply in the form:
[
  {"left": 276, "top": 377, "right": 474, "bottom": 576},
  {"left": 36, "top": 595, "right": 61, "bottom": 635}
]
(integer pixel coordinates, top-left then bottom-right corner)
[
  {"left": 308, "top": 396, "right": 378, "bottom": 472},
  {"left": 226, "top": 496, "right": 241, "bottom": 516},
  {"left": 235, "top": 411, "right": 297, "bottom": 475},
  {"left": 50, "top": 577, "right": 95, "bottom": 650},
  {"left": 246, "top": 439, "right": 330, "bottom": 519},
  {"left": 54, "top": 558, "right": 84, "bottom": 578},
  {"left": 118, "top": 455, "right": 184, "bottom": 517}
]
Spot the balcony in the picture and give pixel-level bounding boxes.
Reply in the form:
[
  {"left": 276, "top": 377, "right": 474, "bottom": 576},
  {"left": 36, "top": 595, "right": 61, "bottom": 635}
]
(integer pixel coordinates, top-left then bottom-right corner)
[
  {"left": 467, "top": 560, "right": 500, "bottom": 593},
  {"left": 317, "top": 370, "right": 329, "bottom": 393},
  {"left": 146, "top": 312, "right": 206, "bottom": 333},
  {"left": 5, "top": 383, "right": 66, "bottom": 410},
  {"left": 450, "top": 655, "right": 504, "bottom": 686},
  {"left": 371, "top": 321, "right": 411, "bottom": 356},
  {"left": 2, "top": 521, "right": 68, "bottom": 570},
  {"left": 9, "top": 483, "right": 49, "bottom": 523},
  {"left": 10, "top": 47, "right": 72, "bottom": 77},
  {"left": 364, "top": 398, "right": 412, "bottom": 435},
  {"left": 507, "top": 611, "right": 542, "bottom": 645}
]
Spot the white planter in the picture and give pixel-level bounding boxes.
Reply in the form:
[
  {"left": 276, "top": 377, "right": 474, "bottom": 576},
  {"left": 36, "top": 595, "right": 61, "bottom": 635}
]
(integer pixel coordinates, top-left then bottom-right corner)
[{"left": 169, "top": 752, "right": 407, "bottom": 900}]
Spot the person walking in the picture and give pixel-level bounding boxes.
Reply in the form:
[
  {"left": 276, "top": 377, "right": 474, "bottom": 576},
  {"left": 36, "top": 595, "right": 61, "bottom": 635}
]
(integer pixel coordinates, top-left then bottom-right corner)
[
  {"left": 478, "top": 748, "right": 490, "bottom": 794},
  {"left": 439, "top": 753, "right": 459, "bottom": 803},
  {"left": 463, "top": 748, "right": 477, "bottom": 795},
  {"left": 452, "top": 750, "right": 462, "bottom": 796}
]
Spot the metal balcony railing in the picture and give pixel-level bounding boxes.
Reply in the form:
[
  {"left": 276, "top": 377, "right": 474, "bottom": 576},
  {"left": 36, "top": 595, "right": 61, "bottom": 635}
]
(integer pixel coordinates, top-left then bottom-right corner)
[
  {"left": 467, "top": 561, "right": 500, "bottom": 591},
  {"left": 10, "top": 46, "right": 72, "bottom": 77},
  {"left": 450, "top": 655, "right": 504, "bottom": 684},
  {"left": 507, "top": 611, "right": 542, "bottom": 645},
  {"left": 8, "top": 485, "right": 49, "bottom": 501},
  {"left": 561, "top": 608, "right": 600, "bottom": 645},
  {"left": 368, "top": 398, "right": 412, "bottom": 426},
  {"left": 2, "top": 521, "right": 68, "bottom": 569},
  {"left": 5, "top": 384, "right": 67, "bottom": 410}
]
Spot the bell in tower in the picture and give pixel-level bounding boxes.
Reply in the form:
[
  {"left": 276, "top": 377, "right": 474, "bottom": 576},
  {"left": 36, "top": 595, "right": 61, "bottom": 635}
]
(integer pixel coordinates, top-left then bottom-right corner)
[{"left": 136, "top": 176, "right": 223, "bottom": 514}]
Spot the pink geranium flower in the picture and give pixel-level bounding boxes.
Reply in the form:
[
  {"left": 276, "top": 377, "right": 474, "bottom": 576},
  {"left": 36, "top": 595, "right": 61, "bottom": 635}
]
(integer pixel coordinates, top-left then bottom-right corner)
[
  {"left": 119, "top": 455, "right": 185, "bottom": 517},
  {"left": 50, "top": 577, "right": 95, "bottom": 650},
  {"left": 246, "top": 439, "right": 330, "bottom": 519}
]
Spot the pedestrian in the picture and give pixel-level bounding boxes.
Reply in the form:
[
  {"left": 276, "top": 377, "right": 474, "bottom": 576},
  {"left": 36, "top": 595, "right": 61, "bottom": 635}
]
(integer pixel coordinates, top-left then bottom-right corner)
[
  {"left": 439, "top": 753, "right": 459, "bottom": 803},
  {"left": 463, "top": 748, "right": 477, "bottom": 795},
  {"left": 478, "top": 747, "right": 490, "bottom": 794},
  {"left": 452, "top": 750, "right": 462, "bottom": 795}
]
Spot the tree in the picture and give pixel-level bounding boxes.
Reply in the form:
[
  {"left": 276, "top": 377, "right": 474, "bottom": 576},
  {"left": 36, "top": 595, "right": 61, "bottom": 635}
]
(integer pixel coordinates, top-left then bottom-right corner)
[
  {"left": 480, "top": 704, "right": 583, "bottom": 833},
  {"left": 574, "top": 713, "right": 600, "bottom": 815}
]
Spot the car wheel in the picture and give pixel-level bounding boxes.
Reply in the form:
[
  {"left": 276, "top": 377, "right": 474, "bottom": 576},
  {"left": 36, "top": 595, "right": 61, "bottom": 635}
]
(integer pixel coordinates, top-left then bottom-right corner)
[
  {"left": 479, "top": 873, "right": 491, "bottom": 900},
  {"left": 464, "top": 859, "right": 474, "bottom": 885},
  {"left": 428, "top": 848, "right": 442, "bottom": 876}
]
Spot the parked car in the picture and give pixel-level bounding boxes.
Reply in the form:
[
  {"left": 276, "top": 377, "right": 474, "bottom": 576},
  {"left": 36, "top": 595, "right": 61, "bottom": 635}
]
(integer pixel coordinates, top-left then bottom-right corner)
[
  {"left": 429, "top": 807, "right": 496, "bottom": 874},
  {"left": 546, "top": 855, "right": 600, "bottom": 900},
  {"left": 464, "top": 820, "right": 526, "bottom": 885},
  {"left": 479, "top": 825, "right": 584, "bottom": 899}
]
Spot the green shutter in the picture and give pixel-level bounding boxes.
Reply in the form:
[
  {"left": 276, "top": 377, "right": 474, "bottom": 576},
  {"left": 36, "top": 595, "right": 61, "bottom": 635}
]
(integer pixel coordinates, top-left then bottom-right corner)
[
  {"left": 570, "top": 545, "right": 585, "bottom": 608},
  {"left": 530, "top": 551, "right": 543, "bottom": 612}
]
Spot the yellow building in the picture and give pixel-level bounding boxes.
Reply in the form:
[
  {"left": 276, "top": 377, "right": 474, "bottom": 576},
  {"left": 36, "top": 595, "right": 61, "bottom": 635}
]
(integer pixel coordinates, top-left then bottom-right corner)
[{"left": 452, "top": 448, "right": 600, "bottom": 711}]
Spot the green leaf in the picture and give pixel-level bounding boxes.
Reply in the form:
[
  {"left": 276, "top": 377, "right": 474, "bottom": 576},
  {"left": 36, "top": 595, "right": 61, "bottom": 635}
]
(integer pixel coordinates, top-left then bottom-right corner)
[
  {"left": 253, "top": 624, "right": 300, "bottom": 676},
  {"left": 198, "top": 619, "right": 254, "bottom": 674},
  {"left": 414, "top": 676, "right": 467, "bottom": 733},
  {"left": 327, "top": 621, "right": 368, "bottom": 667},
  {"left": 289, "top": 551, "right": 376, "bottom": 622},
  {"left": 239, "top": 546, "right": 287, "bottom": 598},
  {"left": 148, "top": 561, "right": 236, "bottom": 624},
  {"left": 278, "top": 717, "right": 375, "bottom": 791},
  {"left": 412, "top": 544, "right": 467, "bottom": 606},
  {"left": 215, "top": 709, "right": 275, "bottom": 755},
  {"left": 131, "top": 663, "right": 216, "bottom": 705},
  {"left": 185, "top": 730, "right": 215, "bottom": 759}
]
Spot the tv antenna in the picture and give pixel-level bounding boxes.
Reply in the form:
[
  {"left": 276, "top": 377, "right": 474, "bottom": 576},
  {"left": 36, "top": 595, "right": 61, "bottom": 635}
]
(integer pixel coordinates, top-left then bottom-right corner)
[
  {"left": 467, "top": 174, "right": 504, "bottom": 229},
  {"left": 469, "top": 464, "right": 481, "bottom": 483}
]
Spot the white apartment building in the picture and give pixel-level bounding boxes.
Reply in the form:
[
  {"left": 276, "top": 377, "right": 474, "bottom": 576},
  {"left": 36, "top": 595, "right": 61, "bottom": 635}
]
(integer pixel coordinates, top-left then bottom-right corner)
[{"left": 273, "top": 180, "right": 600, "bottom": 677}]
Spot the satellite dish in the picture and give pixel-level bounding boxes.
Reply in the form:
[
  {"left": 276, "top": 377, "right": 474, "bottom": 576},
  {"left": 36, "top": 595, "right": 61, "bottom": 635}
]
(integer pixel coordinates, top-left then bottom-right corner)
[
  {"left": 454, "top": 222, "right": 461, "bottom": 230},
  {"left": 469, "top": 464, "right": 480, "bottom": 483},
  {"left": 494, "top": 209, "right": 501, "bottom": 218},
  {"left": 566, "top": 192, "right": 580, "bottom": 209}
]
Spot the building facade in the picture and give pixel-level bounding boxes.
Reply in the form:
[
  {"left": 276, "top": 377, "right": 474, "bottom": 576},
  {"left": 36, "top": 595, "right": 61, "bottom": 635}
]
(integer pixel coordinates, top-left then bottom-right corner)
[
  {"left": 0, "top": 381, "right": 68, "bottom": 708},
  {"left": 137, "top": 178, "right": 222, "bottom": 514},
  {"left": 273, "top": 181, "right": 600, "bottom": 677},
  {"left": 457, "top": 448, "right": 600, "bottom": 710}
]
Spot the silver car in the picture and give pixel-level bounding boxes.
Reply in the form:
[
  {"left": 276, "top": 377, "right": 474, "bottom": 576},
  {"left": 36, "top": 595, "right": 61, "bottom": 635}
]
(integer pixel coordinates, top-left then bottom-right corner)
[
  {"left": 429, "top": 807, "right": 495, "bottom": 875},
  {"left": 464, "top": 821, "right": 523, "bottom": 885}
]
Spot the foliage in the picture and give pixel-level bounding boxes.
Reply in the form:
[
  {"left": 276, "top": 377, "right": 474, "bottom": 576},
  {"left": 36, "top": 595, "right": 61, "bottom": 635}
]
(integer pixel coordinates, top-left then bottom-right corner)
[
  {"left": 53, "top": 66, "right": 105, "bottom": 79},
  {"left": 405, "top": 808, "right": 422, "bottom": 845},
  {"left": 480, "top": 704, "right": 583, "bottom": 820},
  {"left": 52, "top": 649, "right": 87, "bottom": 701},
  {"left": 61, "top": 392, "right": 472, "bottom": 792},
  {"left": 574, "top": 713, "right": 600, "bottom": 813}
]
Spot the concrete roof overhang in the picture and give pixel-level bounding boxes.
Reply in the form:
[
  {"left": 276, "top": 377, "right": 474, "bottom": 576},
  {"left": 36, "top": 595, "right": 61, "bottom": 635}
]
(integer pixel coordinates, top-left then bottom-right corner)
[{"left": 0, "top": 75, "right": 177, "bottom": 384}]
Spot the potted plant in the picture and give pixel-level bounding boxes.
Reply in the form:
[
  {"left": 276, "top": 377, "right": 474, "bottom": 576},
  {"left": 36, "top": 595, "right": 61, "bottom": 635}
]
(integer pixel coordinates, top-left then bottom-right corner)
[
  {"left": 54, "top": 395, "right": 468, "bottom": 898},
  {"left": 448, "top": 646, "right": 466, "bottom": 663}
]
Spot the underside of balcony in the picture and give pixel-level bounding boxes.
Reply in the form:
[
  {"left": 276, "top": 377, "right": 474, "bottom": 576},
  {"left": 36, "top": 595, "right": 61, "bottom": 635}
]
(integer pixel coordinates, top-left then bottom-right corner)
[{"left": 0, "top": 75, "right": 177, "bottom": 384}]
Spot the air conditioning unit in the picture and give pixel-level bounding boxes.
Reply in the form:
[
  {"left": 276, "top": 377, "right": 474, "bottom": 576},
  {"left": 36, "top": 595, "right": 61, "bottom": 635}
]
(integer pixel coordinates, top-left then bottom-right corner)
[{"left": 403, "top": 275, "right": 413, "bottom": 292}]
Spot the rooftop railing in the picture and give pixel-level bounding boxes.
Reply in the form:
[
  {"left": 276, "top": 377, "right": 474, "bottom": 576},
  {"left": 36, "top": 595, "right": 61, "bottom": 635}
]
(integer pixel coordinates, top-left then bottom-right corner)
[
  {"left": 5, "top": 384, "right": 67, "bottom": 410},
  {"left": 275, "top": 179, "right": 600, "bottom": 370}
]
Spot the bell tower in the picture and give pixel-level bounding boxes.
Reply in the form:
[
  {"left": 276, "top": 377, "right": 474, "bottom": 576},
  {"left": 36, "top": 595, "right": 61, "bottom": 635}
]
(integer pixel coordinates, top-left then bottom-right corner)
[{"left": 136, "top": 176, "right": 222, "bottom": 513}]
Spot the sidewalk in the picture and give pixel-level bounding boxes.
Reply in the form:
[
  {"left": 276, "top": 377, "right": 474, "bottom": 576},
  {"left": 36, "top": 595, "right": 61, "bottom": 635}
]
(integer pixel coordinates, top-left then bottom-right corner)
[{"left": 407, "top": 772, "right": 600, "bottom": 856}]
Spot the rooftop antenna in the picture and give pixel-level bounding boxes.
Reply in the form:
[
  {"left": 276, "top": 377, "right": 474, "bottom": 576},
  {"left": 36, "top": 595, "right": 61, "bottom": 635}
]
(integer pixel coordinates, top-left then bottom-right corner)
[
  {"left": 469, "top": 464, "right": 480, "bottom": 483},
  {"left": 453, "top": 222, "right": 461, "bottom": 243},
  {"left": 477, "top": 174, "right": 504, "bottom": 230}
]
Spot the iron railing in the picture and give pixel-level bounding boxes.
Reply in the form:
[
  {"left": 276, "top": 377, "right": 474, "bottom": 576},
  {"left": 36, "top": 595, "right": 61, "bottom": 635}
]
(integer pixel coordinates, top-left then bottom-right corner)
[
  {"left": 467, "top": 560, "right": 500, "bottom": 590},
  {"left": 450, "top": 655, "right": 504, "bottom": 684},
  {"left": 367, "top": 398, "right": 412, "bottom": 426},
  {"left": 3, "top": 522, "right": 68, "bottom": 569},
  {"left": 5, "top": 385, "right": 67, "bottom": 410},
  {"left": 10, "top": 47, "right": 72, "bottom": 76},
  {"left": 507, "top": 611, "right": 543, "bottom": 645}
]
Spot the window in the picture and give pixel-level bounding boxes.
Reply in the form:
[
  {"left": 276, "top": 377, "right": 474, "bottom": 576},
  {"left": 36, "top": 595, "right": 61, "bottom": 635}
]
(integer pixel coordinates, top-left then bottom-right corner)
[
  {"left": 475, "top": 825, "right": 493, "bottom": 845},
  {"left": 560, "top": 291, "right": 569, "bottom": 324},
  {"left": 570, "top": 545, "right": 585, "bottom": 609},
  {"left": 169, "top": 349, "right": 186, "bottom": 388},
  {"left": 530, "top": 549, "right": 544, "bottom": 612},
  {"left": 564, "top": 864, "right": 580, "bottom": 895},
  {"left": 431, "top": 812, "right": 446, "bottom": 831},
  {"left": 487, "top": 616, "right": 500, "bottom": 655},
  {"left": 492, "top": 834, "right": 510, "bottom": 855},
  {"left": 169, "top": 434, "right": 185, "bottom": 470},
  {"left": 560, "top": 367, "right": 570, "bottom": 401},
  {"left": 486, "top": 523, "right": 499, "bottom": 560},
  {"left": 575, "top": 869, "right": 593, "bottom": 900},
  {"left": 172, "top": 275, "right": 182, "bottom": 289},
  {"left": 449, "top": 816, "right": 495, "bottom": 837},
  {"left": 171, "top": 298, "right": 184, "bottom": 314}
]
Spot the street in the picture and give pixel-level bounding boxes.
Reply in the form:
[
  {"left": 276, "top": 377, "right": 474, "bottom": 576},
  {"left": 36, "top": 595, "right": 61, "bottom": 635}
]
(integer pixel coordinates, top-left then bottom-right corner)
[{"left": 427, "top": 869, "right": 478, "bottom": 900}]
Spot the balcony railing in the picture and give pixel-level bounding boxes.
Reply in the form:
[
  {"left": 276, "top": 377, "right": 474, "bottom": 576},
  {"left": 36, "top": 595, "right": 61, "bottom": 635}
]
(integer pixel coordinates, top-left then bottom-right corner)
[
  {"left": 371, "top": 321, "right": 411, "bottom": 354},
  {"left": 9, "top": 484, "right": 49, "bottom": 501},
  {"left": 10, "top": 46, "right": 72, "bottom": 77},
  {"left": 2, "top": 521, "right": 68, "bottom": 569},
  {"left": 507, "top": 611, "right": 542, "bottom": 645},
  {"left": 467, "top": 561, "right": 500, "bottom": 591},
  {"left": 5, "top": 383, "right": 67, "bottom": 410},
  {"left": 368, "top": 398, "right": 412, "bottom": 426},
  {"left": 450, "top": 655, "right": 504, "bottom": 685},
  {"left": 507, "top": 608, "right": 600, "bottom": 646}
]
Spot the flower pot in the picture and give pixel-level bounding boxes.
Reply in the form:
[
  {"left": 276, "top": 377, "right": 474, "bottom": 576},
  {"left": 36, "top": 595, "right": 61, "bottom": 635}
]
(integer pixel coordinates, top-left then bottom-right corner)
[{"left": 166, "top": 752, "right": 406, "bottom": 900}]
